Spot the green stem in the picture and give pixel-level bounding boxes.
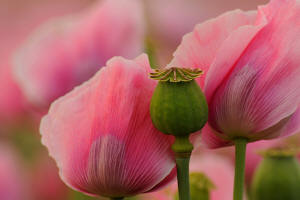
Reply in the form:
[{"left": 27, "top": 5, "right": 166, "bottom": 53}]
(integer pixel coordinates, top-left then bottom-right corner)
[
  {"left": 172, "top": 136, "right": 193, "bottom": 200},
  {"left": 175, "top": 155, "right": 191, "bottom": 200},
  {"left": 233, "top": 138, "right": 247, "bottom": 200},
  {"left": 110, "top": 197, "right": 124, "bottom": 200}
]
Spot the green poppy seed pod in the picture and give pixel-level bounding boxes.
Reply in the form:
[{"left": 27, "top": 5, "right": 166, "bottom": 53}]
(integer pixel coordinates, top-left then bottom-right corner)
[
  {"left": 150, "top": 67, "right": 208, "bottom": 137},
  {"left": 175, "top": 172, "right": 215, "bottom": 200},
  {"left": 251, "top": 148, "right": 300, "bottom": 200}
]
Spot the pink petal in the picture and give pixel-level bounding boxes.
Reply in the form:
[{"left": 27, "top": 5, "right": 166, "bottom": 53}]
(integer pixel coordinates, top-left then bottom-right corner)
[
  {"left": 14, "top": 0, "right": 144, "bottom": 109},
  {"left": 278, "top": 106, "right": 300, "bottom": 137},
  {"left": 201, "top": 124, "right": 233, "bottom": 149},
  {"left": 208, "top": 0, "right": 300, "bottom": 138},
  {"left": 148, "top": 168, "right": 177, "bottom": 192},
  {"left": 202, "top": 107, "right": 300, "bottom": 148},
  {"left": 40, "top": 54, "right": 175, "bottom": 197},
  {"left": 204, "top": 9, "right": 268, "bottom": 101},
  {"left": 168, "top": 9, "right": 258, "bottom": 88}
]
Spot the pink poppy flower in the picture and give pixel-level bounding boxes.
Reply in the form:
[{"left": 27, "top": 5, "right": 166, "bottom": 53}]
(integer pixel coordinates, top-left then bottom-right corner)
[
  {"left": 40, "top": 54, "right": 176, "bottom": 198},
  {"left": 168, "top": 0, "right": 300, "bottom": 148},
  {"left": 14, "top": 0, "right": 144, "bottom": 110},
  {"left": 140, "top": 153, "right": 235, "bottom": 200}
]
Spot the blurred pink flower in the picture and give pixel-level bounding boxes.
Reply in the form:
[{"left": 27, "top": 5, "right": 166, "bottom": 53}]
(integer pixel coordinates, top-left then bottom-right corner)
[
  {"left": 0, "top": 61, "right": 25, "bottom": 126},
  {"left": 40, "top": 54, "right": 176, "bottom": 198},
  {"left": 30, "top": 157, "right": 69, "bottom": 200},
  {"left": 168, "top": 0, "right": 300, "bottom": 148},
  {"left": 0, "top": 0, "right": 92, "bottom": 130},
  {"left": 141, "top": 153, "right": 235, "bottom": 200},
  {"left": 147, "top": 0, "right": 268, "bottom": 48},
  {"left": 14, "top": 0, "right": 144, "bottom": 111},
  {"left": 244, "top": 140, "right": 281, "bottom": 185},
  {"left": 0, "top": 144, "right": 27, "bottom": 200}
]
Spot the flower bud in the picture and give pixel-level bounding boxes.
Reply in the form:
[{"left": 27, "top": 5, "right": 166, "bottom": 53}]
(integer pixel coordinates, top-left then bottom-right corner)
[
  {"left": 175, "top": 172, "right": 215, "bottom": 200},
  {"left": 150, "top": 67, "right": 208, "bottom": 137},
  {"left": 251, "top": 148, "right": 300, "bottom": 200}
]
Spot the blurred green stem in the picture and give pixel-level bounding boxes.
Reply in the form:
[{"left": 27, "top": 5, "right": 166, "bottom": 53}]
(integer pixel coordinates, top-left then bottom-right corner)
[
  {"left": 110, "top": 198, "right": 124, "bottom": 200},
  {"left": 233, "top": 138, "right": 247, "bottom": 200},
  {"left": 144, "top": 36, "right": 158, "bottom": 69}
]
